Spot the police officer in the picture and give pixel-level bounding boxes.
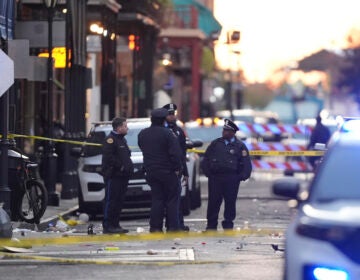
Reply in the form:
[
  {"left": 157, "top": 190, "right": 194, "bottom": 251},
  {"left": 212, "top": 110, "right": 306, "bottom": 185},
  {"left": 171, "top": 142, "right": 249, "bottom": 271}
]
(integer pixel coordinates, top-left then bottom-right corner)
[
  {"left": 307, "top": 115, "right": 331, "bottom": 169},
  {"left": 163, "top": 103, "right": 190, "bottom": 231},
  {"left": 201, "top": 119, "right": 252, "bottom": 230},
  {"left": 101, "top": 117, "right": 134, "bottom": 234},
  {"left": 138, "top": 108, "right": 183, "bottom": 232}
]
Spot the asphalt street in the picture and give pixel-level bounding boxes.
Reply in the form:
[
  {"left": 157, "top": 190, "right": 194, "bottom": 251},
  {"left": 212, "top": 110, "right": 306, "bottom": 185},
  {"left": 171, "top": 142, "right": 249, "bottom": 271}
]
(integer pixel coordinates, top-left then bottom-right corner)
[{"left": 0, "top": 172, "right": 312, "bottom": 280}]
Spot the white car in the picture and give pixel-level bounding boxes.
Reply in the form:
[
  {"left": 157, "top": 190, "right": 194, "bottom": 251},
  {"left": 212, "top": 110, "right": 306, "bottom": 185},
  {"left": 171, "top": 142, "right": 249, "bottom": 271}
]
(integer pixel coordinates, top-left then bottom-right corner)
[
  {"left": 273, "top": 119, "right": 360, "bottom": 280},
  {"left": 73, "top": 118, "right": 203, "bottom": 217}
]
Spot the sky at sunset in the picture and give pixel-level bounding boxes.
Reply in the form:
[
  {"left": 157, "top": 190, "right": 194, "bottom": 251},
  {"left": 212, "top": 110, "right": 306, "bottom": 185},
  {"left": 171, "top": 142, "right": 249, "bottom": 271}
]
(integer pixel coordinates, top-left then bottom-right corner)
[{"left": 213, "top": 0, "right": 360, "bottom": 83}]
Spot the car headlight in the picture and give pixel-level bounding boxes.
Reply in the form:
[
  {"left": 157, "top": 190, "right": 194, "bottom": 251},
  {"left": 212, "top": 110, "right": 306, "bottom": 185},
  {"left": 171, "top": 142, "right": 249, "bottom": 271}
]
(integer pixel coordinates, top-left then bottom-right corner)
[
  {"left": 296, "top": 218, "right": 355, "bottom": 242},
  {"left": 303, "top": 265, "right": 349, "bottom": 280}
]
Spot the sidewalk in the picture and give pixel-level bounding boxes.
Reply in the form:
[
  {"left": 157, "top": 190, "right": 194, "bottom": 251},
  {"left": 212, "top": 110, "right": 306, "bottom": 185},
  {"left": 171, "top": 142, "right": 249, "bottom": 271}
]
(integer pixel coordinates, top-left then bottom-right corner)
[
  {"left": 39, "top": 197, "right": 79, "bottom": 228},
  {"left": 12, "top": 195, "right": 79, "bottom": 231}
]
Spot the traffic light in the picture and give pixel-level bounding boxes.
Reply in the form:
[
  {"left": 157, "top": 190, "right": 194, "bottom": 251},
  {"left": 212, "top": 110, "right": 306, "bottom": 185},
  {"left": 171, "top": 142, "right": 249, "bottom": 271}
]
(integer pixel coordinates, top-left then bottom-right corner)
[
  {"left": 128, "top": 34, "right": 140, "bottom": 51},
  {"left": 128, "top": 34, "right": 135, "bottom": 50}
]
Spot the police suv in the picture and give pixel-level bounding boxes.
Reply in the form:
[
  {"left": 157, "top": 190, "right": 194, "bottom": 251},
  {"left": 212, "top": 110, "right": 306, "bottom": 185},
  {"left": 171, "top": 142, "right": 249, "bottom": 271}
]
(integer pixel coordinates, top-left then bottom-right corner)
[
  {"left": 73, "top": 118, "right": 203, "bottom": 217},
  {"left": 273, "top": 119, "right": 360, "bottom": 280}
]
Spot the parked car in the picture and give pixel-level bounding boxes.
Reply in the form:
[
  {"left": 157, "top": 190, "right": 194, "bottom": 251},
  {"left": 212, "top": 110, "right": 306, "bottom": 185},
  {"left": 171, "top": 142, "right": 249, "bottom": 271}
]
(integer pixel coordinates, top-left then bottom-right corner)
[
  {"left": 272, "top": 119, "right": 360, "bottom": 280},
  {"left": 72, "top": 118, "right": 203, "bottom": 217}
]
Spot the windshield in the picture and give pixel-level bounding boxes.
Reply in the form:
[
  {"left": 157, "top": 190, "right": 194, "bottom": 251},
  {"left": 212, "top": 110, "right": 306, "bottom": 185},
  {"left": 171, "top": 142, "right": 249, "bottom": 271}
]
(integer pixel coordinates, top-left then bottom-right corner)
[
  {"left": 233, "top": 115, "right": 255, "bottom": 123},
  {"left": 310, "top": 145, "right": 360, "bottom": 201},
  {"left": 125, "top": 128, "right": 142, "bottom": 152},
  {"left": 87, "top": 126, "right": 143, "bottom": 153},
  {"left": 185, "top": 126, "right": 222, "bottom": 143}
]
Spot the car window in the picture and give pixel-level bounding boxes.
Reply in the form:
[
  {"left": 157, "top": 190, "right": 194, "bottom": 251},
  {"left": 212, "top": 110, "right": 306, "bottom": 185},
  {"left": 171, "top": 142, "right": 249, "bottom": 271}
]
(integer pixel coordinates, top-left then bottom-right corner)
[
  {"left": 125, "top": 127, "right": 143, "bottom": 152},
  {"left": 86, "top": 125, "right": 144, "bottom": 154},
  {"left": 233, "top": 115, "right": 254, "bottom": 123},
  {"left": 310, "top": 146, "right": 360, "bottom": 201},
  {"left": 185, "top": 126, "right": 222, "bottom": 143}
]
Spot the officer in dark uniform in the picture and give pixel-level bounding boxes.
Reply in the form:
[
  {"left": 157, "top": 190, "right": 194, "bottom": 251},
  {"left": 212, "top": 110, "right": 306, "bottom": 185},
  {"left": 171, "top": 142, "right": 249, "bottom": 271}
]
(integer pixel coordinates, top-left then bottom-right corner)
[
  {"left": 201, "top": 118, "right": 252, "bottom": 230},
  {"left": 163, "top": 103, "right": 190, "bottom": 231},
  {"left": 138, "top": 108, "right": 183, "bottom": 232},
  {"left": 307, "top": 115, "right": 331, "bottom": 169},
  {"left": 101, "top": 117, "right": 134, "bottom": 234}
]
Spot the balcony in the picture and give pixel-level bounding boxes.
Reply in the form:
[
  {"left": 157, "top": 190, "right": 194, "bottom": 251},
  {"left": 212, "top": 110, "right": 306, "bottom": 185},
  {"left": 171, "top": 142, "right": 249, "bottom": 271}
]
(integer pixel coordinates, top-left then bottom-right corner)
[
  {"left": 161, "top": 5, "right": 198, "bottom": 30},
  {"left": 160, "top": 2, "right": 221, "bottom": 39}
]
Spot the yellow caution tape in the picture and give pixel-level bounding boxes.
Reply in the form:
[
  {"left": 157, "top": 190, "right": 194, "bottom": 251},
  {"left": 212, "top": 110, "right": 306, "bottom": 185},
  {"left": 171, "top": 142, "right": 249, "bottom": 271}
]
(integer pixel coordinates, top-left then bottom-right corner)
[
  {"left": 189, "top": 148, "right": 325, "bottom": 157},
  {"left": 7, "top": 134, "right": 102, "bottom": 146},
  {"left": 0, "top": 228, "right": 282, "bottom": 248},
  {"left": 0, "top": 251, "right": 242, "bottom": 266},
  {"left": 0, "top": 229, "right": 284, "bottom": 265},
  {"left": 249, "top": 150, "right": 325, "bottom": 156},
  {"left": 2, "top": 133, "right": 325, "bottom": 156}
]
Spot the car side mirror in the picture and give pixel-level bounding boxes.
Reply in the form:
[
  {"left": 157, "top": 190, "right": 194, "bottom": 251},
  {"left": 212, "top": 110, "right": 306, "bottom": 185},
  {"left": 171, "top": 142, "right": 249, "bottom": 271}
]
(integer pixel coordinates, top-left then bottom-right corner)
[
  {"left": 70, "top": 146, "right": 83, "bottom": 158},
  {"left": 186, "top": 138, "right": 203, "bottom": 149},
  {"left": 191, "top": 139, "right": 203, "bottom": 148},
  {"left": 272, "top": 177, "right": 300, "bottom": 199}
]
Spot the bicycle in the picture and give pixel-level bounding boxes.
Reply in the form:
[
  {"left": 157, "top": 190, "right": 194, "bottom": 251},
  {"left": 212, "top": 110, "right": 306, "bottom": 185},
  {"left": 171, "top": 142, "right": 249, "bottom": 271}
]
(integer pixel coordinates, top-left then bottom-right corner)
[{"left": 9, "top": 148, "right": 48, "bottom": 224}]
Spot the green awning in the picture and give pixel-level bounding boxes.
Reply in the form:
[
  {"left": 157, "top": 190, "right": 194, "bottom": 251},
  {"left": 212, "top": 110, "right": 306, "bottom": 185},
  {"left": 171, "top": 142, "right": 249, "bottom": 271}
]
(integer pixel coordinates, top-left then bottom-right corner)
[{"left": 172, "top": 0, "right": 222, "bottom": 37}]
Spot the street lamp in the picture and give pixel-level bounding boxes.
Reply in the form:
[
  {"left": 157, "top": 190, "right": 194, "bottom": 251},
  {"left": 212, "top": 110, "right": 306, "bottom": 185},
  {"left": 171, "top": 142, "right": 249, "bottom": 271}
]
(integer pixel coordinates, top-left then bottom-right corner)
[
  {"left": 44, "top": 0, "right": 59, "bottom": 206},
  {"left": 224, "top": 69, "right": 233, "bottom": 120}
]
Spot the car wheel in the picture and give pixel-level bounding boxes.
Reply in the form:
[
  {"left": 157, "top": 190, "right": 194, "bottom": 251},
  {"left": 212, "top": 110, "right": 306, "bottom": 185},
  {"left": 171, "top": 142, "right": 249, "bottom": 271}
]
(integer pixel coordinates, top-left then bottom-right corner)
[
  {"left": 190, "top": 167, "right": 201, "bottom": 209},
  {"left": 181, "top": 185, "right": 191, "bottom": 216}
]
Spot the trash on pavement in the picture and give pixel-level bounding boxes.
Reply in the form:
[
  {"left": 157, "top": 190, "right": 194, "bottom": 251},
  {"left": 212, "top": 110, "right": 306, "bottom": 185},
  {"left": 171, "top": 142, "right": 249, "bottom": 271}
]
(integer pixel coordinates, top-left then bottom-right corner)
[
  {"left": 136, "top": 227, "right": 145, "bottom": 233},
  {"left": 147, "top": 249, "right": 157, "bottom": 255},
  {"left": 79, "top": 213, "right": 89, "bottom": 223}
]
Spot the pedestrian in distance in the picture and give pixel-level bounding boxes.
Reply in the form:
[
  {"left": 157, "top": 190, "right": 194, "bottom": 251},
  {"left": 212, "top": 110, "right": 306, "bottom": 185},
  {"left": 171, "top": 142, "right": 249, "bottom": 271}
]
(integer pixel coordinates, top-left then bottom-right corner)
[
  {"left": 101, "top": 117, "right": 134, "bottom": 234},
  {"left": 163, "top": 103, "right": 190, "bottom": 232},
  {"left": 201, "top": 118, "right": 252, "bottom": 231},
  {"left": 307, "top": 115, "right": 331, "bottom": 169},
  {"left": 138, "top": 108, "right": 183, "bottom": 233}
]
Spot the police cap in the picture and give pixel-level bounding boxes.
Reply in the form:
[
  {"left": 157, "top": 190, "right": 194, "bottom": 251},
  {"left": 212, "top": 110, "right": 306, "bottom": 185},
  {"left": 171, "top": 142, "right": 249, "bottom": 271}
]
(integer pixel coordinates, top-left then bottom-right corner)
[
  {"left": 162, "top": 103, "right": 177, "bottom": 114},
  {"left": 151, "top": 108, "right": 168, "bottom": 118},
  {"left": 223, "top": 118, "right": 239, "bottom": 132}
]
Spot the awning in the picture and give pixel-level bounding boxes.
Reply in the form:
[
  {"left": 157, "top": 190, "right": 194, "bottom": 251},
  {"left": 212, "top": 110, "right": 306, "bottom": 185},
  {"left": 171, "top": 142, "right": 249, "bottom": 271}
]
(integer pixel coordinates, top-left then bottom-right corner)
[{"left": 172, "top": 0, "right": 222, "bottom": 37}]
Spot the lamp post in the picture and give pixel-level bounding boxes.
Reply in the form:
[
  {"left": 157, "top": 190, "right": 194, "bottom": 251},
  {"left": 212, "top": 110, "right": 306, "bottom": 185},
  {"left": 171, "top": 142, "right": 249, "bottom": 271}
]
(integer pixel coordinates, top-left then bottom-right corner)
[
  {"left": 224, "top": 69, "right": 233, "bottom": 120},
  {"left": 44, "top": 0, "right": 59, "bottom": 206},
  {"left": 232, "top": 50, "right": 243, "bottom": 109}
]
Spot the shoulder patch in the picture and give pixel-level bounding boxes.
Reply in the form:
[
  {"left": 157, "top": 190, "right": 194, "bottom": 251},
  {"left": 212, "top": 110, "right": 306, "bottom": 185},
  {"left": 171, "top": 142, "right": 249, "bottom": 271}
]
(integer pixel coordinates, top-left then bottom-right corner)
[
  {"left": 242, "top": 149, "right": 248, "bottom": 157},
  {"left": 107, "top": 138, "right": 114, "bottom": 144}
]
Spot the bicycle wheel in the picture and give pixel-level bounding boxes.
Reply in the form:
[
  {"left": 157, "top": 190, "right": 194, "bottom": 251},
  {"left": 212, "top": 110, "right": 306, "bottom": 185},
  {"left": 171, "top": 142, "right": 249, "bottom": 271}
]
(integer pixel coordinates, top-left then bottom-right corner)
[{"left": 18, "top": 180, "right": 48, "bottom": 224}]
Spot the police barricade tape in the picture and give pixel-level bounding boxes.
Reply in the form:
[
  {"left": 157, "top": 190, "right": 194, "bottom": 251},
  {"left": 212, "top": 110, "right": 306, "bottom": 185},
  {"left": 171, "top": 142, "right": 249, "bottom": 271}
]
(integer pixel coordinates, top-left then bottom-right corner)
[
  {"left": 237, "top": 123, "right": 312, "bottom": 135},
  {"left": 189, "top": 148, "right": 324, "bottom": 157},
  {"left": 246, "top": 142, "right": 307, "bottom": 151},
  {"left": 6, "top": 133, "right": 102, "bottom": 146},
  {"left": 252, "top": 159, "right": 313, "bottom": 171},
  {"left": 5, "top": 134, "right": 323, "bottom": 172},
  {"left": 6, "top": 134, "right": 324, "bottom": 157}
]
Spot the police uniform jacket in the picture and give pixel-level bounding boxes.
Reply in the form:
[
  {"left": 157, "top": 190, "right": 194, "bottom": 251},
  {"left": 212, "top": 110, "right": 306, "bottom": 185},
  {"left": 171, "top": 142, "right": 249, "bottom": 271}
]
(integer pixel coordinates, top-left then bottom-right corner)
[
  {"left": 202, "top": 137, "right": 252, "bottom": 181},
  {"left": 101, "top": 131, "right": 134, "bottom": 178},
  {"left": 168, "top": 122, "right": 189, "bottom": 177},
  {"left": 138, "top": 124, "right": 183, "bottom": 174}
]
